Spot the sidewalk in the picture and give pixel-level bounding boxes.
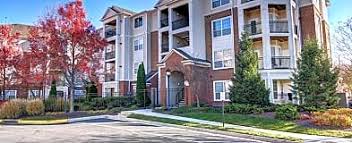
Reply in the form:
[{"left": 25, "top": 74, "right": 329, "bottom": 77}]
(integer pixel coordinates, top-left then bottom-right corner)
[{"left": 123, "top": 109, "right": 352, "bottom": 143}]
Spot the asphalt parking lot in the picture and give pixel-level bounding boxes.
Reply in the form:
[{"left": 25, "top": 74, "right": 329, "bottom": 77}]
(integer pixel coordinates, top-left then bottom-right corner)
[{"left": 0, "top": 119, "right": 277, "bottom": 143}]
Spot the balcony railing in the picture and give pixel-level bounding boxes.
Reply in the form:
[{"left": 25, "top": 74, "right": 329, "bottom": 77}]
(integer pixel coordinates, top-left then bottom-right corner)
[
  {"left": 160, "top": 18, "right": 169, "bottom": 28},
  {"left": 270, "top": 20, "right": 289, "bottom": 33},
  {"left": 241, "top": 0, "right": 255, "bottom": 4},
  {"left": 172, "top": 18, "right": 189, "bottom": 30},
  {"left": 105, "top": 51, "right": 115, "bottom": 60},
  {"left": 161, "top": 43, "right": 169, "bottom": 53},
  {"left": 105, "top": 29, "right": 116, "bottom": 38},
  {"left": 105, "top": 73, "right": 115, "bottom": 82},
  {"left": 272, "top": 56, "right": 290, "bottom": 69},
  {"left": 244, "top": 22, "right": 262, "bottom": 35}
]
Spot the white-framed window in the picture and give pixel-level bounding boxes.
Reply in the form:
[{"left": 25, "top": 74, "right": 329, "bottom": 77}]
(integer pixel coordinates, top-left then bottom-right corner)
[
  {"left": 213, "top": 49, "right": 233, "bottom": 69},
  {"left": 212, "top": 0, "right": 230, "bottom": 8},
  {"left": 214, "top": 81, "right": 231, "bottom": 101},
  {"left": 134, "top": 37, "right": 143, "bottom": 51},
  {"left": 28, "top": 90, "right": 41, "bottom": 99},
  {"left": 212, "top": 17, "right": 231, "bottom": 37},
  {"left": 134, "top": 16, "right": 143, "bottom": 28},
  {"left": 4, "top": 90, "right": 17, "bottom": 100}
]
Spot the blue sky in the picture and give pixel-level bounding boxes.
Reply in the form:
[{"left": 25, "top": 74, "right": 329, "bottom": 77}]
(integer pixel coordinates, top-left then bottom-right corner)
[{"left": 0, "top": 0, "right": 350, "bottom": 29}]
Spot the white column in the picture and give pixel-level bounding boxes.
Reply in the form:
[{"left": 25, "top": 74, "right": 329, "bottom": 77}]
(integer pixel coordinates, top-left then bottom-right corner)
[
  {"left": 287, "top": 3, "right": 296, "bottom": 69},
  {"left": 115, "top": 16, "right": 120, "bottom": 82},
  {"left": 267, "top": 76, "right": 274, "bottom": 104},
  {"left": 238, "top": 8, "right": 245, "bottom": 37},
  {"left": 261, "top": 1, "right": 272, "bottom": 69},
  {"left": 168, "top": 7, "right": 173, "bottom": 51}
]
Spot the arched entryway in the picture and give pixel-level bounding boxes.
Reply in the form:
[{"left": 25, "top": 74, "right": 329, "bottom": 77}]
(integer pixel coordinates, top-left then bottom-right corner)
[{"left": 167, "top": 71, "right": 185, "bottom": 107}]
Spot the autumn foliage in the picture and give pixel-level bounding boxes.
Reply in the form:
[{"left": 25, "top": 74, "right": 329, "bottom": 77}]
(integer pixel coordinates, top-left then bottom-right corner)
[
  {"left": 0, "top": 0, "right": 106, "bottom": 113},
  {"left": 30, "top": 0, "right": 106, "bottom": 111},
  {"left": 312, "top": 108, "right": 352, "bottom": 128},
  {"left": 0, "top": 25, "right": 21, "bottom": 100}
]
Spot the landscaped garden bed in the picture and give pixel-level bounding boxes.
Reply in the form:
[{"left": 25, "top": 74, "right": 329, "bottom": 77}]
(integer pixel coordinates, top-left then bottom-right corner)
[
  {"left": 0, "top": 96, "right": 141, "bottom": 122},
  {"left": 154, "top": 105, "right": 352, "bottom": 138}
]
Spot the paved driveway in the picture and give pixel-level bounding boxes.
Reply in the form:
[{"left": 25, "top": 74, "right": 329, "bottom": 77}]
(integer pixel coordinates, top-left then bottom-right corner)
[{"left": 0, "top": 120, "right": 278, "bottom": 143}]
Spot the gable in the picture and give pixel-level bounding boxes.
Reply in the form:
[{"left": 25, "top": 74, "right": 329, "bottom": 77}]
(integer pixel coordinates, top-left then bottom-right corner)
[{"left": 101, "top": 8, "right": 118, "bottom": 21}]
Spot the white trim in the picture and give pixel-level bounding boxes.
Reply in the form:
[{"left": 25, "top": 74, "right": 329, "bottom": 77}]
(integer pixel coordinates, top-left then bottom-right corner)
[
  {"left": 28, "top": 90, "right": 41, "bottom": 99},
  {"left": 213, "top": 80, "right": 231, "bottom": 102},
  {"left": 211, "top": 16, "right": 233, "bottom": 38},
  {"left": 212, "top": 48, "right": 234, "bottom": 70},
  {"left": 211, "top": 0, "right": 231, "bottom": 10},
  {"left": 133, "top": 16, "right": 144, "bottom": 29},
  {"left": 4, "top": 90, "right": 17, "bottom": 100}
]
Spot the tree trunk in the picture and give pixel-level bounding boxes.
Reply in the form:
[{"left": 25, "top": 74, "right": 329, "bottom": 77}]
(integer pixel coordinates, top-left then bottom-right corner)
[{"left": 2, "top": 68, "right": 6, "bottom": 100}]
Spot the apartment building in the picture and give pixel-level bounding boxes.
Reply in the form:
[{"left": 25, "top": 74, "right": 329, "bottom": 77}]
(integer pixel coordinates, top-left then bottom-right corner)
[{"left": 101, "top": 0, "right": 330, "bottom": 107}]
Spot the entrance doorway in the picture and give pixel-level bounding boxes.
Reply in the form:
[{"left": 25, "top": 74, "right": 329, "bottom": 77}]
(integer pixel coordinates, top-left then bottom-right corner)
[{"left": 167, "top": 71, "right": 185, "bottom": 107}]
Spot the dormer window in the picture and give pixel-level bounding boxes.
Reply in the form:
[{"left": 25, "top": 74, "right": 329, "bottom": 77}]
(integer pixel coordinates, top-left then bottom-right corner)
[
  {"left": 212, "top": 0, "right": 230, "bottom": 9},
  {"left": 134, "top": 17, "right": 143, "bottom": 28}
]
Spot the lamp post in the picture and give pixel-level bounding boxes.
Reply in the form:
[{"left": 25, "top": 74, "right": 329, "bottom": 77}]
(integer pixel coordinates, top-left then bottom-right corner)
[{"left": 166, "top": 71, "right": 171, "bottom": 108}]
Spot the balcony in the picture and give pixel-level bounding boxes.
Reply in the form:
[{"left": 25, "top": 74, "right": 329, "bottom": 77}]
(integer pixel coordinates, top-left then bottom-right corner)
[
  {"left": 272, "top": 56, "right": 290, "bottom": 69},
  {"left": 172, "top": 4, "right": 189, "bottom": 31},
  {"left": 161, "top": 18, "right": 169, "bottom": 28},
  {"left": 105, "top": 73, "right": 115, "bottom": 82},
  {"left": 244, "top": 22, "right": 262, "bottom": 35},
  {"left": 241, "top": 0, "right": 255, "bottom": 4},
  {"left": 270, "top": 20, "right": 289, "bottom": 33},
  {"left": 105, "top": 51, "right": 115, "bottom": 60},
  {"left": 172, "top": 18, "right": 189, "bottom": 30},
  {"left": 105, "top": 28, "right": 116, "bottom": 38}
]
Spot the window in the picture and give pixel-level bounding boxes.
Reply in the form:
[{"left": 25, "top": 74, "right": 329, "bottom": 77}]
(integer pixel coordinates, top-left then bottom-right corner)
[
  {"left": 212, "top": 0, "right": 230, "bottom": 8},
  {"left": 28, "top": 90, "right": 41, "bottom": 99},
  {"left": 214, "top": 49, "right": 233, "bottom": 69},
  {"left": 75, "top": 90, "right": 85, "bottom": 97},
  {"left": 4, "top": 90, "right": 16, "bottom": 100},
  {"left": 214, "top": 81, "right": 231, "bottom": 101},
  {"left": 134, "top": 17, "right": 143, "bottom": 28},
  {"left": 212, "top": 17, "right": 231, "bottom": 37},
  {"left": 134, "top": 38, "right": 143, "bottom": 51}
]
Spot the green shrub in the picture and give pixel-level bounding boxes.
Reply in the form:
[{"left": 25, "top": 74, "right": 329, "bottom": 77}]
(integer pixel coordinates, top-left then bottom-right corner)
[
  {"left": 26, "top": 99, "right": 45, "bottom": 116},
  {"left": 225, "top": 103, "right": 263, "bottom": 114},
  {"left": 75, "top": 96, "right": 136, "bottom": 111},
  {"left": 44, "top": 98, "right": 69, "bottom": 112},
  {"left": 275, "top": 104, "right": 299, "bottom": 120},
  {"left": 0, "top": 99, "right": 27, "bottom": 119}
]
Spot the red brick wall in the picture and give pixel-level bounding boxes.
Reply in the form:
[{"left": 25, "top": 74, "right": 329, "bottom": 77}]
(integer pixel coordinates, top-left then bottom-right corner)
[
  {"left": 150, "top": 31, "right": 159, "bottom": 71},
  {"left": 300, "top": 5, "right": 316, "bottom": 43},
  {"left": 204, "top": 9, "right": 237, "bottom": 105},
  {"left": 119, "top": 81, "right": 129, "bottom": 96}
]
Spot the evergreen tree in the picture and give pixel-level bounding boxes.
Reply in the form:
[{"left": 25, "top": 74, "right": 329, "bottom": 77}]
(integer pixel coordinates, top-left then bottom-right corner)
[
  {"left": 86, "top": 82, "right": 98, "bottom": 99},
  {"left": 86, "top": 82, "right": 98, "bottom": 94},
  {"left": 136, "top": 63, "right": 151, "bottom": 107},
  {"left": 292, "top": 40, "right": 339, "bottom": 109},
  {"left": 49, "top": 80, "right": 57, "bottom": 98},
  {"left": 230, "top": 33, "right": 270, "bottom": 106}
]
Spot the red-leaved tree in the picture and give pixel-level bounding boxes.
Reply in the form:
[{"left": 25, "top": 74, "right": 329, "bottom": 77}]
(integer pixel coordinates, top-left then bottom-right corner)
[
  {"left": 34, "top": 0, "right": 106, "bottom": 112},
  {"left": 0, "top": 25, "right": 21, "bottom": 100}
]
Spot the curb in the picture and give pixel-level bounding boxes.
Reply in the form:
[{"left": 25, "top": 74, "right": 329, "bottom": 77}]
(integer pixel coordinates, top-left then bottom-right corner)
[
  {"left": 17, "top": 119, "right": 68, "bottom": 125},
  {"left": 0, "top": 115, "right": 120, "bottom": 125}
]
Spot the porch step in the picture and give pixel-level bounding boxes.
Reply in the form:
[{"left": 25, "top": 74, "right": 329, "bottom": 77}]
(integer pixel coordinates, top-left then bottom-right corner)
[{"left": 178, "top": 100, "right": 186, "bottom": 107}]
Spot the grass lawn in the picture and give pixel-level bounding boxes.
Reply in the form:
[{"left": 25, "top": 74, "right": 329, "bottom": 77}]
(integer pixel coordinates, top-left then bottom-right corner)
[
  {"left": 177, "top": 112, "right": 352, "bottom": 138},
  {"left": 128, "top": 114, "right": 303, "bottom": 142}
]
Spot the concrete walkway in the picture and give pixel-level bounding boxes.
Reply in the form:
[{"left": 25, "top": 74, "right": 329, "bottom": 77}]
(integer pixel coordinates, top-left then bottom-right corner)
[{"left": 123, "top": 109, "right": 352, "bottom": 143}]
